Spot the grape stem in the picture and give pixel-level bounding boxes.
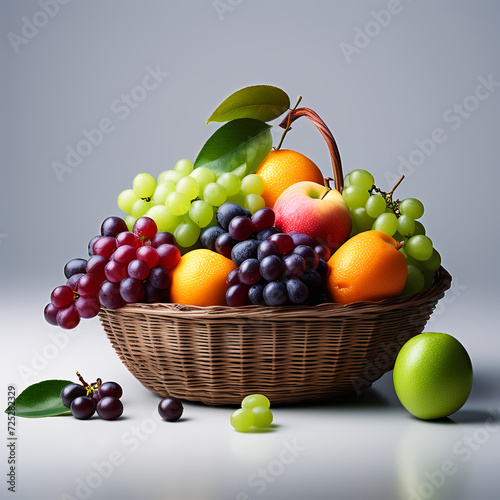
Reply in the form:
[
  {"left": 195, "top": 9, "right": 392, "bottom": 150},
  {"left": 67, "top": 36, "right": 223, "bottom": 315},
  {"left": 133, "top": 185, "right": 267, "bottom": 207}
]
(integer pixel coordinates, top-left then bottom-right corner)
[
  {"left": 389, "top": 175, "right": 405, "bottom": 197},
  {"left": 76, "top": 371, "right": 102, "bottom": 396},
  {"left": 275, "top": 96, "right": 302, "bottom": 151},
  {"left": 278, "top": 107, "right": 344, "bottom": 193}
]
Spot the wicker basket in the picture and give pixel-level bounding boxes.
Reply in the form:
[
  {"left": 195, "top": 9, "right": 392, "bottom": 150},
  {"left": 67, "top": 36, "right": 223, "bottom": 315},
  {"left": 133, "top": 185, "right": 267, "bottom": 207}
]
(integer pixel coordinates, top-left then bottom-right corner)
[{"left": 98, "top": 267, "right": 451, "bottom": 405}]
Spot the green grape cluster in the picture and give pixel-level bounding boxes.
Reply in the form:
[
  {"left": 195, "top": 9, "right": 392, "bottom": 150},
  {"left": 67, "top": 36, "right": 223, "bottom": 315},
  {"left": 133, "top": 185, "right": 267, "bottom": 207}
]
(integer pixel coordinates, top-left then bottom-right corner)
[
  {"left": 342, "top": 169, "right": 441, "bottom": 296},
  {"left": 117, "top": 159, "right": 266, "bottom": 248},
  {"left": 230, "top": 394, "right": 273, "bottom": 432}
]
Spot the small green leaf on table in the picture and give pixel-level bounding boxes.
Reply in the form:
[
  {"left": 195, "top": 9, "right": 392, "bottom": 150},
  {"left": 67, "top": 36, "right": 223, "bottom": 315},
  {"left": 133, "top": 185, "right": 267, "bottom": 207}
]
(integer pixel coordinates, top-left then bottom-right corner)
[
  {"left": 194, "top": 118, "right": 272, "bottom": 177},
  {"left": 207, "top": 85, "right": 290, "bottom": 123},
  {"left": 5, "top": 380, "right": 74, "bottom": 418}
]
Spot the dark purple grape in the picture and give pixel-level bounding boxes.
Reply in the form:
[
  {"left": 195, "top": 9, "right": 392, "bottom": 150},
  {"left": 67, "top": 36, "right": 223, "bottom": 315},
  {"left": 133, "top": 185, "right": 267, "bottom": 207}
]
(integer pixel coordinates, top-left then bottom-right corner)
[
  {"left": 238, "top": 258, "right": 261, "bottom": 285},
  {"left": 260, "top": 255, "right": 285, "bottom": 281},
  {"left": 128, "top": 259, "right": 150, "bottom": 280},
  {"left": 263, "top": 281, "right": 288, "bottom": 306},
  {"left": 120, "top": 277, "right": 145, "bottom": 303},
  {"left": 149, "top": 266, "right": 171, "bottom": 289},
  {"left": 215, "top": 232, "right": 238, "bottom": 259},
  {"left": 283, "top": 253, "right": 306, "bottom": 278},
  {"left": 66, "top": 273, "right": 85, "bottom": 291},
  {"left": 293, "top": 245, "right": 319, "bottom": 270},
  {"left": 99, "top": 281, "right": 126, "bottom": 309},
  {"left": 255, "top": 227, "right": 279, "bottom": 241},
  {"left": 257, "top": 240, "right": 279, "bottom": 261},
  {"left": 229, "top": 216, "right": 255, "bottom": 241},
  {"left": 291, "top": 233, "right": 316, "bottom": 248},
  {"left": 144, "top": 281, "right": 170, "bottom": 303},
  {"left": 268, "top": 233, "right": 294, "bottom": 254},
  {"left": 226, "top": 284, "right": 249, "bottom": 306},
  {"left": 315, "top": 245, "right": 331, "bottom": 261},
  {"left": 248, "top": 281, "right": 266, "bottom": 305},
  {"left": 75, "top": 296, "right": 101, "bottom": 319},
  {"left": 316, "top": 259, "right": 329, "bottom": 277},
  {"left": 101, "top": 216, "right": 128, "bottom": 238},
  {"left": 99, "top": 382, "right": 122, "bottom": 399},
  {"left": 286, "top": 279, "right": 309, "bottom": 304},
  {"left": 44, "top": 303, "right": 59, "bottom": 325},
  {"left": 216, "top": 203, "right": 248, "bottom": 230},
  {"left": 61, "top": 383, "right": 87, "bottom": 408},
  {"left": 86, "top": 255, "right": 108, "bottom": 281},
  {"left": 96, "top": 396, "right": 123, "bottom": 420},
  {"left": 64, "top": 258, "right": 88, "bottom": 279},
  {"left": 226, "top": 268, "right": 240, "bottom": 286},
  {"left": 56, "top": 304, "right": 80, "bottom": 329},
  {"left": 151, "top": 232, "right": 176, "bottom": 248},
  {"left": 300, "top": 269, "right": 322, "bottom": 290},
  {"left": 88, "top": 235, "right": 101, "bottom": 256},
  {"left": 251, "top": 207, "right": 275, "bottom": 231},
  {"left": 200, "top": 226, "right": 225, "bottom": 251},
  {"left": 71, "top": 396, "right": 96, "bottom": 419},
  {"left": 158, "top": 396, "right": 183, "bottom": 422},
  {"left": 231, "top": 240, "right": 259, "bottom": 266}
]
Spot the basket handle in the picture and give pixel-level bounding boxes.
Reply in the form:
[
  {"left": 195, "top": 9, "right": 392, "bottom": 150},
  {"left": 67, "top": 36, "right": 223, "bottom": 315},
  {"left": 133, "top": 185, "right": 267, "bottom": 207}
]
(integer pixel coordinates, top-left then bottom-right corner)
[{"left": 278, "top": 107, "right": 344, "bottom": 193}]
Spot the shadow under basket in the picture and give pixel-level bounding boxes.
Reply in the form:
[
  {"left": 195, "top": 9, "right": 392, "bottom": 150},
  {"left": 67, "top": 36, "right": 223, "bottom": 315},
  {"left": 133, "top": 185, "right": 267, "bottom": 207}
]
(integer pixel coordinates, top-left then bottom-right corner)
[{"left": 98, "top": 267, "right": 451, "bottom": 405}]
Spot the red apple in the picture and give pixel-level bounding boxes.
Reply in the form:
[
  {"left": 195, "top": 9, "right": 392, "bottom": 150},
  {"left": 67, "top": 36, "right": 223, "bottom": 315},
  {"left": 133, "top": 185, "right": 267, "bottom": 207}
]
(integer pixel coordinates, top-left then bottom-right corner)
[{"left": 273, "top": 181, "right": 351, "bottom": 251}]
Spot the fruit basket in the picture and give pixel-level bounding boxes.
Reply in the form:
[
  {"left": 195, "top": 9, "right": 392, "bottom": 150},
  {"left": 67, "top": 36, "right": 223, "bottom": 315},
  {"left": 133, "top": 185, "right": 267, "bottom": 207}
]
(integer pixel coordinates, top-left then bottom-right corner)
[{"left": 98, "top": 267, "right": 451, "bottom": 405}]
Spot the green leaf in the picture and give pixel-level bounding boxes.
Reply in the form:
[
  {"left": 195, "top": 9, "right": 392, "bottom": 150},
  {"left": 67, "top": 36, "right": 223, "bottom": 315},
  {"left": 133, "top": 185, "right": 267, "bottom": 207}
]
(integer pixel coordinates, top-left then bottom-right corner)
[
  {"left": 194, "top": 118, "right": 273, "bottom": 177},
  {"left": 207, "top": 85, "right": 290, "bottom": 123},
  {"left": 5, "top": 380, "right": 74, "bottom": 418}
]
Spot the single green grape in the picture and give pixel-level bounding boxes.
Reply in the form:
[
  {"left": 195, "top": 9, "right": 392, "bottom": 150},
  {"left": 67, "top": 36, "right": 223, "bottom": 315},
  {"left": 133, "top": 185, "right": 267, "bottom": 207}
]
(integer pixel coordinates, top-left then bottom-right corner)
[
  {"left": 244, "top": 194, "right": 265, "bottom": 214},
  {"left": 422, "top": 249, "right": 441, "bottom": 273},
  {"left": 348, "top": 169, "right": 374, "bottom": 191},
  {"left": 176, "top": 176, "right": 199, "bottom": 200},
  {"left": 153, "top": 181, "right": 176, "bottom": 205},
  {"left": 402, "top": 264, "right": 425, "bottom": 296},
  {"left": 240, "top": 174, "right": 264, "bottom": 196},
  {"left": 189, "top": 200, "right": 213, "bottom": 228},
  {"left": 131, "top": 199, "right": 151, "bottom": 218},
  {"left": 242, "top": 394, "right": 270, "bottom": 409},
  {"left": 413, "top": 220, "right": 426, "bottom": 236},
  {"left": 252, "top": 406, "right": 273, "bottom": 428},
  {"left": 397, "top": 214, "right": 416, "bottom": 237},
  {"left": 342, "top": 185, "right": 370, "bottom": 210},
  {"left": 174, "top": 158, "right": 193, "bottom": 177},
  {"left": 217, "top": 172, "right": 241, "bottom": 196},
  {"left": 146, "top": 205, "right": 180, "bottom": 232},
  {"left": 190, "top": 167, "right": 216, "bottom": 191},
  {"left": 174, "top": 219, "right": 200, "bottom": 248},
  {"left": 230, "top": 408, "right": 255, "bottom": 432},
  {"left": 203, "top": 183, "right": 227, "bottom": 206},
  {"left": 157, "top": 170, "right": 168, "bottom": 185},
  {"left": 351, "top": 207, "right": 375, "bottom": 233},
  {"left": 166, "top": 192, "right": 190, "bottom": 216},
  {"left": 118, "top": 189, "right": 140, "bottom": 214},
  {"left": 400, "top": 198, "right": 424, "bottom": 219},
  {"left": 133, "top": 173, "right": 156, "bottom": 199},
  {"left": 163, "top": 170, "right": 184, "bottom": 185},
  {"left": 124, "top": 214, "right": 136, "bottom": 232},
  {"left": 365, "top": 194, "right": 386, "bottom": 218},
  {"left": 405, "top": 235, "right": 433, "bottom": 261},
  {"left": 372, "top": 212, "right": 398, "bottom": 236}
]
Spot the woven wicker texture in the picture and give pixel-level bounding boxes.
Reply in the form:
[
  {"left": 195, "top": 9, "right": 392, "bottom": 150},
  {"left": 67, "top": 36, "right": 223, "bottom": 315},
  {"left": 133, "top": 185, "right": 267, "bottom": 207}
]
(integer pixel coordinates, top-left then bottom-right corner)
[{"left": 98, "top": 267, "right": 451, "bottom": 405}]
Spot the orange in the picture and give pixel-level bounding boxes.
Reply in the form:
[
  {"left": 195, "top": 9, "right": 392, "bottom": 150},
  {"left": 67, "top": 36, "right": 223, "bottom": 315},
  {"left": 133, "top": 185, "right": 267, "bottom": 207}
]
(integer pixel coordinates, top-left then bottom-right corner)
[
  {"left": 256, "top": 149, "right": 325, "bottom": 208},
  {"left": 326, "top": 230, "right": 407, "bottom": 304},
  {"left": 170, "top": 249, "right": 236, "bottom": 306}
]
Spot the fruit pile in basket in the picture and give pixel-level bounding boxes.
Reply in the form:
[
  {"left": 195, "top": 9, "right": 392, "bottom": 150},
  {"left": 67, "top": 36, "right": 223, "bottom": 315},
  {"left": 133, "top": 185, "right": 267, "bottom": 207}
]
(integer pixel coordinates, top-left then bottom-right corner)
[{"left": 44, "top": 85, "right": 443, "bottom": 329}]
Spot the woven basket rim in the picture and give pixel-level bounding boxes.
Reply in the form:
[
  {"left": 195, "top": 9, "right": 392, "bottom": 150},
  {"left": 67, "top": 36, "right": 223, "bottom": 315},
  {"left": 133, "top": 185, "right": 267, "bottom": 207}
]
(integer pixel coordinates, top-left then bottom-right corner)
[{"left": 102, "top": 266, "right": 451, "bottom": 319}]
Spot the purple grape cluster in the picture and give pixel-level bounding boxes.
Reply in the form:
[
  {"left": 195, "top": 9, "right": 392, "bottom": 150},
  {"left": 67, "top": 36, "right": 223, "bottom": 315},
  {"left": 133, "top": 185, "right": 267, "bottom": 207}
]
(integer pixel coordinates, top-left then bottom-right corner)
[
  {"left": 201, "top": 203, "right": 332, "bottom": 307},
  {"left": 44, "top": 216, "right": 181, "bottom": 329}
]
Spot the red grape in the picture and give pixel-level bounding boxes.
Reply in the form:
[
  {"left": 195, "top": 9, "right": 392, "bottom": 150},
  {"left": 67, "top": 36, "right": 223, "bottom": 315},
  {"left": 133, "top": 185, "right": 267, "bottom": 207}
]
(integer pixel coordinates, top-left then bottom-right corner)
[
  {"left": 251, "top": 207, "right": 275, "bottom": 231},
  {"left": 120, "top": 277, "right": 145, "bottom": 303},
  {"left": 114, "top": 245, "right": 137, "bottom": 265},
  {"left": 268, "top": 233, "right": 294, "bottom": 254},
  {"left": 151, "top": 232, "right": 175, "bottom": 248},
  {"left": 51, "top": 285, "right": 74, "bottom": 308},
  {"left": 56, "top": 304, "right": 81, "bottom": 329},
  {"left": 44, "top": 303, "right": 59, "bottom": 325},
  {"left": 85, "top": 255, "right": 108, "bottom": 281},
  {"left": 128, "top": 259, "right": 150, "bottom": 280},
  {"left": 104, "top": 261, "right": 129, "bottom": 283},
  {"left": 101, "top": 216, "right": 128, "bottom": 238},
  {"left": 116, "top": 231, "right": 143, "bottom": 249},
  {"left": 75, "top": 296, "right": 101, "bottom": 319},
  {"left": 99, "top": 281, "right": 126, "bottom": 309},
  {"left": 133, "top": 217, "right": 157, "bottom": 240},
  {"left": 93, "top": 237, "right": 117, "bottom": 259},
  {"left": 229, "top": 216, "right": 255, "bottom": 241},
  {"left": 149, "top": 266, "right": 171, "bottom": 289},
  {"left": 78, "top": 273, "right": 103, "bottom": 297},
  {"left": 136, "top": 246, "right": 159, "bottom": 269},
  {"left": 157, "top": 244, "right": 180, "bottom": 269}
]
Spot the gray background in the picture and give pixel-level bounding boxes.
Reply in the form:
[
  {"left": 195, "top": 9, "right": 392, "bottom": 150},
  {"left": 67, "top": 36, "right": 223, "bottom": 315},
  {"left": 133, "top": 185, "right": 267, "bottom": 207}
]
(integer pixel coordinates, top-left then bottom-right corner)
[{"left": 1, "top": 1, "right": 499, "bottom": 500}]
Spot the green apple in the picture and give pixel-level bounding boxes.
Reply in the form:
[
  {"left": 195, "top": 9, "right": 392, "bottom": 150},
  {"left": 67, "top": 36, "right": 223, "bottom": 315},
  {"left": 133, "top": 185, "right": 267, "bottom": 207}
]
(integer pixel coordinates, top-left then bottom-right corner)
[{"left": 393, "top": 332, "right": 473, "bottom": 420}]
